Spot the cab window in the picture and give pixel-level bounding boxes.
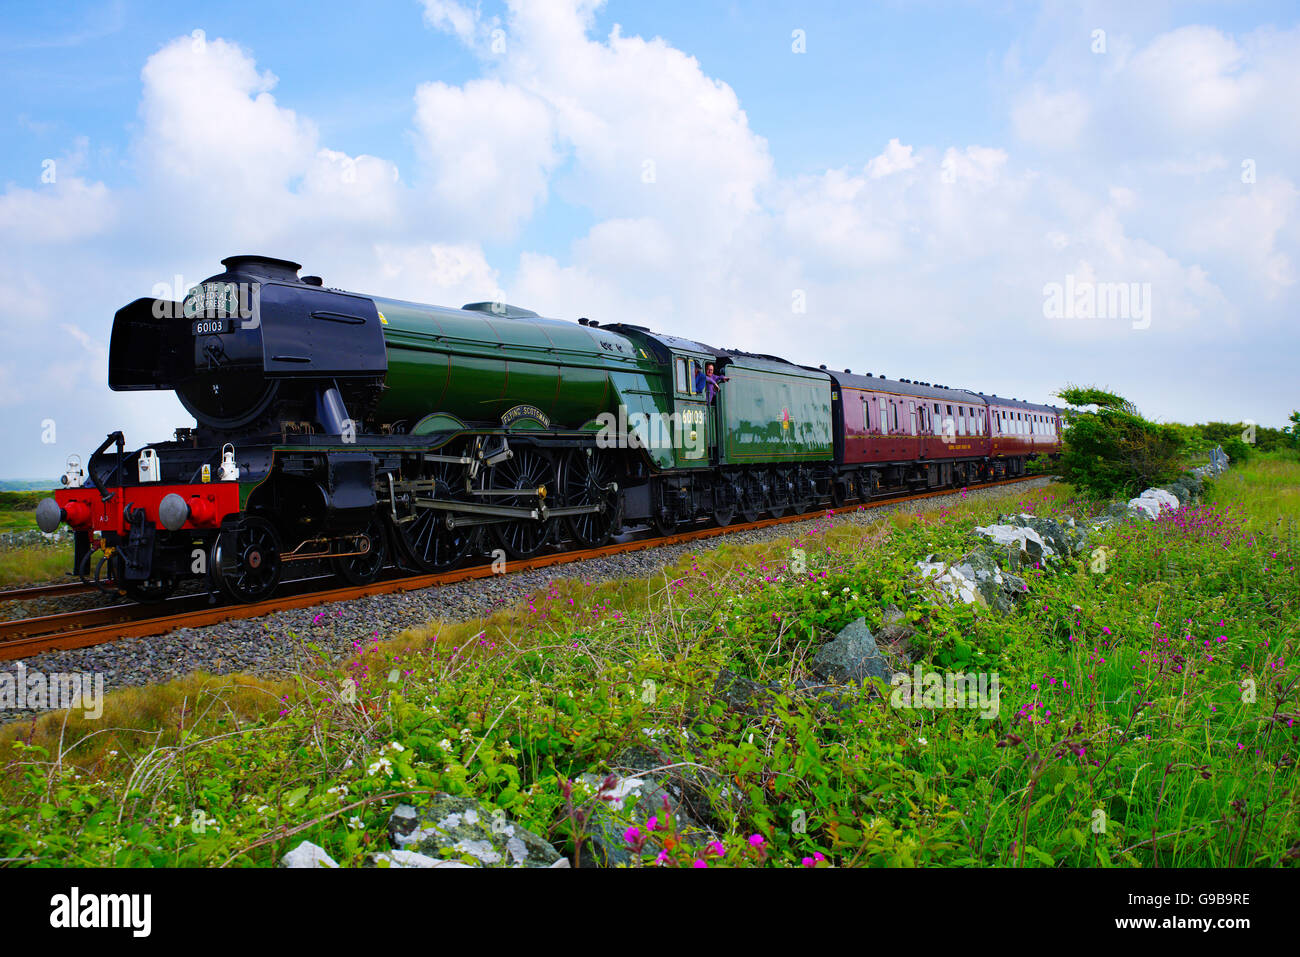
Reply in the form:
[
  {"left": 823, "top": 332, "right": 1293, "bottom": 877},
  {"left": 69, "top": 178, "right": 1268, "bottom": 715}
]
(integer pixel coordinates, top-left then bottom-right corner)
[{"left": 675, "top": 358, "right": 688, "bottom": 393}]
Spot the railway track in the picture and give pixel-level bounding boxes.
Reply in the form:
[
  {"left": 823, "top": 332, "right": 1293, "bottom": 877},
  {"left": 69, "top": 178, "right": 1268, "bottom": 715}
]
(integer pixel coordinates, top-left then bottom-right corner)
[
  {"left": 0, "top": 475, "right": 1049, "bottom": 661},
  {"left": 0, "top": 580, "right": 98, "bottom": 602}
]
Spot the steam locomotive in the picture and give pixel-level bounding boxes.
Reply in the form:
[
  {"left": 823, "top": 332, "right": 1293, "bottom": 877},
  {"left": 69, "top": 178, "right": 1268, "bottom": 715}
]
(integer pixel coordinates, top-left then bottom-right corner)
[{"left": 37, "top": 255, "right": 1062, "bottom": 603}]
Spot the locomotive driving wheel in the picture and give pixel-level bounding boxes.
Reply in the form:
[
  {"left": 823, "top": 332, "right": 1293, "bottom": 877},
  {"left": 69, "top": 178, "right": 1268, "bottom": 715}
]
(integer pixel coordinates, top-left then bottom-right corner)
[
  {"left": 391, "top": 451, "right": 474, "bottom": 572},
  {"left": 563, "top": 448, "right": 621, "bottom": 548},
  {"left": 211, "top": 516, "right": 283, "bottom": 603},
  {"left": 331, "top": 515, "right": 389, "bottom": 586},
  {"left": 490, "top": 446, "right": 557, "bottom": 560}
]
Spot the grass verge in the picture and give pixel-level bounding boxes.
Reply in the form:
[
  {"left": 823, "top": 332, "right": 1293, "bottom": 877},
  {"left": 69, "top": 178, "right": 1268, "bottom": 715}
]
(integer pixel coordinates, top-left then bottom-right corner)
[{"left": 1, "top": 472, "right": 1296, "bottom": 868}]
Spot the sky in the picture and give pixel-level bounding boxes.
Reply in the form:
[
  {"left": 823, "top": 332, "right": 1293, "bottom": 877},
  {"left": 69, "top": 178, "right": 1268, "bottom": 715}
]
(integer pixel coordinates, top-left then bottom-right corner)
[{"left": 1, "top": 0, "right": 1297, "bottom": 478}]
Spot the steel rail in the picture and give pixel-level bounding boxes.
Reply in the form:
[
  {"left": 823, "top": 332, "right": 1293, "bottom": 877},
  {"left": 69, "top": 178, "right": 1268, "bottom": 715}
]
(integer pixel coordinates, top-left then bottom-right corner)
[{"left": 0, "top": 475, "right": 1048, "bottom": 661}]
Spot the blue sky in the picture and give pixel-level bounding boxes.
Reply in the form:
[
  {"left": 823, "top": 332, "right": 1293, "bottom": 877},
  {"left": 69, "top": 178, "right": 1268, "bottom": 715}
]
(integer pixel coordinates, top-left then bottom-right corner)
[{"left": 2, "top": 1, "right": 1298, "bottom": 477}]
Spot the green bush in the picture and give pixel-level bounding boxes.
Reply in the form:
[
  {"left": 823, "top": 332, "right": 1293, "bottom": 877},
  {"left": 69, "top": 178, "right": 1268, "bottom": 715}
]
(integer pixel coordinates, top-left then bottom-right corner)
[
  {"left": 1055, "top": 386, "right": 1185, "bottom": 499},
  {"left": 1219, "top": 436, "right": 1252, "bottom": 464}
]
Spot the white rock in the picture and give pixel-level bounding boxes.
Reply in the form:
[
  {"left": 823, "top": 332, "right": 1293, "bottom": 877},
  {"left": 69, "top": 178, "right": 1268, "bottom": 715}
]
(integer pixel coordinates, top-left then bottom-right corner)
[
  {"left": 1127, "top": 487, "right": 1178, "bottom": 519},
  {"left": 604, "top": 776, "right": 645, "bottom": 811},
  {"left": 1128, "top": 498, "right": 1159, "bottom": 519},
  {"left": 371, "top": 849, "right": 472, "bottom": 868},
  {"left": 914, "top": 559, "right": 980, "bottom": 604},
  {"left": 393, "top": 825, "right": 440, "bottom": 848},
  {"left": 282, "top": 841, "right": 339, "bottom": 869},
  {"left": 505, "top": 836, "right": 530, "bottom": 865},
  {"left": 453, "top": 839, "right": 502, "bottom": 864},
  {"left": 973, "top": 524, "right": 1053, "bottom": 556}
]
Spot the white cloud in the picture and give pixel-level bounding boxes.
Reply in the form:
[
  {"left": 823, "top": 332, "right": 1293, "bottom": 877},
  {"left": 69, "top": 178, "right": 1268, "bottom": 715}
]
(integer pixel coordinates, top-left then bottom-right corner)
[
  {"left": 412, "top": 79, "right": 558, "bottom": 237},
  {"left": 2, "top": 5, "right": 1299, "bottom": 478},
  {"left": 1012, "top": 87, "right": 1090, "bottom": 150},
  {"left": 1125, "top": 26, "right": 1264, "bottom": 135},
  {"left": 421, "top": 0, "right": 482, "bottom": 44},
  {"left": 0, "top": 177, "right": 114, "bottom": 244},
  {"left": 138, "top": 37, "right": 317, "bottom": 199},
  {"left": 366, "top": 242, "right": 499, "bottom": 305},
  {"left": 866, "top": 139, "right": 918, "bottom": 179}
]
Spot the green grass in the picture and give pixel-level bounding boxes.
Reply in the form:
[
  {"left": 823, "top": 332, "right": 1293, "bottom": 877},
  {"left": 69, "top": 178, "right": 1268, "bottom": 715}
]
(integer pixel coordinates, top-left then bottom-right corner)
[
  {"left": 0, "top": 490, "right": 73, "bottom": 585},
  {"left": 0, "top": 490, "right": 49, "bottom": 534},
  {"left": 0, "top": 546, "right": 75, "bottom": 587},
  {"left": 1, "top": 470, "right": 1296, "bottom": 868},
  {"left": 1209, "top": 455, "right": 1300, "bottom": 532}
]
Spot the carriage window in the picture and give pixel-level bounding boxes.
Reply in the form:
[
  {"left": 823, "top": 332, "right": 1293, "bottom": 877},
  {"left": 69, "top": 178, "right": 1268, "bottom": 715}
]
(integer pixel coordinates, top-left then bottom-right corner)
[
  {"left": 863, "top": 396, "right": 870, "bottom": 430},
  {"left": 892, "top": 401, "right": 900, "bottom": 433},
  {"left": 879, "top": 397, "right": 887, "bottom": 434},
  {"left": 957, "top": 407, "right": 966, "bottom": 435},
  {"left": 909, "top": 401, "right": 917, "bottom": 435}
]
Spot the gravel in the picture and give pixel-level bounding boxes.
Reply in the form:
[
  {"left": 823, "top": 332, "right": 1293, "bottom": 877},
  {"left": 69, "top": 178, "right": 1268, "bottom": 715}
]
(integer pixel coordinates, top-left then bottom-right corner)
[{"left": 0, "top": 477, "right": 1054, "bottom": 724}]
